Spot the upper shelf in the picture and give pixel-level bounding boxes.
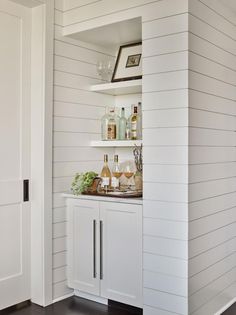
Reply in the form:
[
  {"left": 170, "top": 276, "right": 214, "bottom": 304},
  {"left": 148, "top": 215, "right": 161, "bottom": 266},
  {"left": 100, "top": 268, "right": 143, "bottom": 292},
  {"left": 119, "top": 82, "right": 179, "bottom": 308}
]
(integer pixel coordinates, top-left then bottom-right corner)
[
  {"left": 64, "top": 17, "right": 142, "bottom": 52},
  {"left": 90, "top": 79, "right": 142, "bottom": 96},
  {"left": 90, "top": 140, "right": 142, "bottom": 147}
]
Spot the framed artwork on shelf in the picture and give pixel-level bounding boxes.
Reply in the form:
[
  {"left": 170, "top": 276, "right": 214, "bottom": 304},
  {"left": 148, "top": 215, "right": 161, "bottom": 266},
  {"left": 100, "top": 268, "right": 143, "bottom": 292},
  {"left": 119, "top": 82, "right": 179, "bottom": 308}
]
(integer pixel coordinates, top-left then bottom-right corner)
[{"left": 111, "top": 42, "right": 142, "bottom": 82}]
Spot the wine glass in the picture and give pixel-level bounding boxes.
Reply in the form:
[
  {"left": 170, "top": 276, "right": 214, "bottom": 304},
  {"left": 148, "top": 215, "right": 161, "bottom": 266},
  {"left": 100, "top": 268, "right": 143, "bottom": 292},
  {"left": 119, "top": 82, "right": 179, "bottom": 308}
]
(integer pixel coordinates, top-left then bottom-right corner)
[
  {"left": 122, "top": 161, "right": 135, "bottom": 191},
  {"left": 96, "top": 61, "right": 104, "bottom": 81},
  {"left": 106, "top": 59, "right": 114, "bottom": 82},
  {"left": 112, "top": 166, "right": 122, "bottom": 191}
]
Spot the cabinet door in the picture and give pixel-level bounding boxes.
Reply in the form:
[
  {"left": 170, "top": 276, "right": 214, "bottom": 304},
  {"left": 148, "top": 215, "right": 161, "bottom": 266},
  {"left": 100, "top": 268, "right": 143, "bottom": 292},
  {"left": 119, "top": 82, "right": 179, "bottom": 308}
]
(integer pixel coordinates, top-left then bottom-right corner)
[
  {"left": 67, "top": 199, "right": 100, "bottom": 295},
  {"left": 100, "top": 202, "right": 142, "bottom": 307}
]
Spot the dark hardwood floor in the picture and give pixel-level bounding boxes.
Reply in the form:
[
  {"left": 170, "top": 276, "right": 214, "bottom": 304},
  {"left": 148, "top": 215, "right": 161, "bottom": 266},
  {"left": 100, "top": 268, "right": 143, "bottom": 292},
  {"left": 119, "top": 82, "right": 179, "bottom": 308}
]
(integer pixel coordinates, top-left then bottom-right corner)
[
  {"left": 222, "top": 302, "right": 236, "bottom": 315},
  {"left": 0, "top": 296, "right": 235, "bottom": 315},
  {"left": 0, "top": 296, "right": 141, "bottom": 315}
]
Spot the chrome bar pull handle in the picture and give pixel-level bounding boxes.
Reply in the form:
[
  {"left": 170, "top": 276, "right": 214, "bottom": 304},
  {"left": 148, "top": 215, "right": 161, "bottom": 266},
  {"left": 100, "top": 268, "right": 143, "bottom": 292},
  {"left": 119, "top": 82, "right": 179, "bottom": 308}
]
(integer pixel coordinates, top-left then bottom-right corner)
[
  {"left": 93, "top": 220, "right": 96, "bottom": 278},
  {"left": 100, "top": 220, "right": 103, "bottom": 280}
]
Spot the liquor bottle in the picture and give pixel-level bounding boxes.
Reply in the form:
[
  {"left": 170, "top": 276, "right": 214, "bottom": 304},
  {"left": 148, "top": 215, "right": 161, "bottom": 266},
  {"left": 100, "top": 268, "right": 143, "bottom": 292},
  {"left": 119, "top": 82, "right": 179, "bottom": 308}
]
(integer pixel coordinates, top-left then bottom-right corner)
[
  {"left": 111, "top": 155, "right": 122, "bottom": 190},
  {"left": 130, "top": 106, "right": 138, "bottom": 140},
  {"left": 119, "top": 107, "right": 127, "bottom": 140},
  {"left": 101, "top": 107, "right": 110, "bottom": 140},
  {"left": 107, "top": 109, "right": 117, "bottom": 140},
  {"left": 125, "top": 121, "right": 131, "bottom": 140},
  {"left": 100, "top": 154, "right": 111, "bottom": 192},
  {"left": 137, "top": 102, "right": 142, "bottom": 139},
  {"left": 114, "top": 108, "right": 120, "bottom": 140}
]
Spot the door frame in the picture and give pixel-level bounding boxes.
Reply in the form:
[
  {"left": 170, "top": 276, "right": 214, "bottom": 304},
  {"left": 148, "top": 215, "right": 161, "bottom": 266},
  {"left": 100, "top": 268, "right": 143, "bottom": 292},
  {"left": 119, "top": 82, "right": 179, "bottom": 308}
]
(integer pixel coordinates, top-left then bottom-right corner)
[{"left": 30, "top": 0, "right": 54, "bottom": 307}]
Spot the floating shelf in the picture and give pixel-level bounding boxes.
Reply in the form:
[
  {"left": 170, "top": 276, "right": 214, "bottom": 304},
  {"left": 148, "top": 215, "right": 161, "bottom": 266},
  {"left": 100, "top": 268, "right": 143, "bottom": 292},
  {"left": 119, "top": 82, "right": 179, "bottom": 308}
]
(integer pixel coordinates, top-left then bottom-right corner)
[
  {"left": 64, "top": 17, "right": 142, "bottom": 51},
  {"left": 90, "top": 79, "right": 142, "bottom": 96},
  {"left": 90, "top": 140, "right": 142, "bottom": 147}
]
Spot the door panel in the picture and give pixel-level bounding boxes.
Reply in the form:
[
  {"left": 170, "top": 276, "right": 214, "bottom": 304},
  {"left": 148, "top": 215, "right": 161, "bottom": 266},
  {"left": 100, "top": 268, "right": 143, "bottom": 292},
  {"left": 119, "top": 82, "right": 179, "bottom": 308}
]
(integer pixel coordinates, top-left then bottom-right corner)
[
  {"left": 0, "top": 204, "right": 22, "bottom": 280},
  {"left": 0, "top": 10, "right": 21, "bottom": 180},
  {"left": 0, "top": 181, "right": 21, "bottom": 205},
  {"left": 0, "top": 0, "right": 31, "bottom": 310},
  {"left": 100, "top": 202, "right": 143, "bottom": 308},
  {"left": 67, "top": 199, "right": 100, "bottom": 296}
]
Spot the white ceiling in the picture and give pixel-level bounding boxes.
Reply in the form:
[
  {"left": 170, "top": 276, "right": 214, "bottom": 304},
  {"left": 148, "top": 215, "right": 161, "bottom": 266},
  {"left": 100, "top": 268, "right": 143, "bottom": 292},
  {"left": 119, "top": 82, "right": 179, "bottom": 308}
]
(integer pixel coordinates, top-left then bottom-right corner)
[{"left": 10, "top": 0, "right": 45, "bottom": 8}]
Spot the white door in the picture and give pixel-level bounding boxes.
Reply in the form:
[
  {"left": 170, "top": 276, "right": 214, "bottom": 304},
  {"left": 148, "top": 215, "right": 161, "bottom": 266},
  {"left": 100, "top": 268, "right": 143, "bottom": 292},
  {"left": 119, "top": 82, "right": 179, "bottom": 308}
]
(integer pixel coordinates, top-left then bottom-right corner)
[
  {"left": 0, "top": 0, "right": 31, "bottom": 310},
  {"left": 100, "top": 202, "right": 143, "bottom": 308},
  {"left": 67, "top": 199, "right": 100, "bottom": 296}
]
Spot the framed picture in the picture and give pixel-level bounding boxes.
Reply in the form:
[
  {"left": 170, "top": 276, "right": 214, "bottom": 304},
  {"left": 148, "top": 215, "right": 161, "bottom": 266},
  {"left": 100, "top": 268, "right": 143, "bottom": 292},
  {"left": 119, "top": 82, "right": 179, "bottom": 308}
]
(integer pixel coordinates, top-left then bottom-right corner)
[{"left": 111, "top": 42, "right": 142, "bottom": 82}]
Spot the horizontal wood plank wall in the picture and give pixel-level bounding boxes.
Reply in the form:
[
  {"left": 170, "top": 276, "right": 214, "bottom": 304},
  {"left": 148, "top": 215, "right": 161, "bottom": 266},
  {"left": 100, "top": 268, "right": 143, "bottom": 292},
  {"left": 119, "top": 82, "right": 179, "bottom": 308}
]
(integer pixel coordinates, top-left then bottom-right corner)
[
  {"left": 59, "top": 0, "right": 189, "bottom": 314},
  {"left": 188, "top": 0, "right": 236, "bottom": 314},
  {"left": 53, "top": 0, "right": 115, "bottom": 300}
]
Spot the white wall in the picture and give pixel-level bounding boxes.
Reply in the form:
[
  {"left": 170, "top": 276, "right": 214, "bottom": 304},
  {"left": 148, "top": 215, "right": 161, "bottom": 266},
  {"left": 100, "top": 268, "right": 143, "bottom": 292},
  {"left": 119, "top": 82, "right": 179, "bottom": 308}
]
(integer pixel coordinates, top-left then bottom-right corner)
[
  {"left": 52, "top": 1, "right": 236, "bottom": 313},
  {"left": 54, "top": 1, "right": 190, "bottom": 314},
  {"left": 188, "top": 0, "right": 236, "bottom": 314},
  {"left": 53, "top": 0, "right": 117, "bottom": 300}
]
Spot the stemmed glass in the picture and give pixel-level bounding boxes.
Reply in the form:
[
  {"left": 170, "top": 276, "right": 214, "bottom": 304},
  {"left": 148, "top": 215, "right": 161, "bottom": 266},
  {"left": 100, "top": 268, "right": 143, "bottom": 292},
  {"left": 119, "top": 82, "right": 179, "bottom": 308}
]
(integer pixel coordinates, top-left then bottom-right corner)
[
  {"left": 112, "top": 164, "right": 122, "bottom": 191},
  {"left": 122, "top": 161, "right": 135, "bottom": 190},
  {"left": 96, "top": 60, "right": 114, "bottom": 82},
  {"left": 96, "top": 61, "right": 104, "bottom": 81},
  {"left": 106, "top": 59, "right": 114, "bottom": 81}
]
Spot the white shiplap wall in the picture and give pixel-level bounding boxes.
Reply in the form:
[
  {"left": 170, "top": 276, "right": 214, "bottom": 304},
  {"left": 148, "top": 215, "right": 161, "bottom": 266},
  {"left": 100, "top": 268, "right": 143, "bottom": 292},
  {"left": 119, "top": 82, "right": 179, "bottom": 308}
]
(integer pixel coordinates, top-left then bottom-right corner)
[
  {"left": 55, "top": 1, "right": 190, "bottom": 314},
  {"left": 53, "top": 0, "right": 236, "bottom": 313},
  {"left": 53, "top": 1, "right": 115, "bottom": 300},
  {"left": 188, "top": 0, "right": 236, "bottom": 314}
]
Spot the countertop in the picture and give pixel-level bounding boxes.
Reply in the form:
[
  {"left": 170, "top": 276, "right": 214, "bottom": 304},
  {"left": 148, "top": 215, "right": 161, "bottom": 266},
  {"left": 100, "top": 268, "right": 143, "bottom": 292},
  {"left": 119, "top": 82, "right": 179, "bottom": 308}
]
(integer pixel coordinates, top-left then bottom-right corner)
[{"left": 62, "top": 192, "right": 143, "bottom": 205}]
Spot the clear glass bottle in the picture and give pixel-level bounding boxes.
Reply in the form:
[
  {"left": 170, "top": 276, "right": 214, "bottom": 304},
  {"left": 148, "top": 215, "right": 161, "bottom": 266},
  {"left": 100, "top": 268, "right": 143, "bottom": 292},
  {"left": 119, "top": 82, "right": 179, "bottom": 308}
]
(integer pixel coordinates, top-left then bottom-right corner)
[
  {"left": 119, "top": 107, "right": 127, "bottom": 140},
  {"left": 101, "top": 107, "right": 110, "bottom": 140},
  {"left": 137, "top": 102, "right": 142, "bottom": 139},
  {"left": 130, "top": 106, "right": 138, "bottom": 140},
  {"left": 125, "top": 121, "right": 131, "bottom": 140},
  {"left": 126, "top": 105, "right": 133, "bottom": 137},
  {"left": 107, "top": 109, "right": 117, "bottom": 140},
  {"left": 111, "top": 155, "right": 122, "bottom": 190},
  {"left": 114, "top": 108, "right": 120, "bottom": 140},
  {"left": 100, "top": 154, "right": 111, "bottom": 193}
]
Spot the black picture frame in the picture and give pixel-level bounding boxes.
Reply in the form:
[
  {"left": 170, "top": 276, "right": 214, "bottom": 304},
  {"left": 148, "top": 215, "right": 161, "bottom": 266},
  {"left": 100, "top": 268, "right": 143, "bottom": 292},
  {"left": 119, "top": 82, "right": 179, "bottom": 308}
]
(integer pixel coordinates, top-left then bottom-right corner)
[{"left": 111, "top": 42, "right": 142, "bottom": 82}]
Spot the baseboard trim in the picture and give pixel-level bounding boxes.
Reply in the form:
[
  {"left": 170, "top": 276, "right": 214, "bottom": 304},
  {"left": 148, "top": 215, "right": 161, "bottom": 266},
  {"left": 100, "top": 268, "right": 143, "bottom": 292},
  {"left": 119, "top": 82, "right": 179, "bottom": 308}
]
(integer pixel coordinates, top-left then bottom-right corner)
[
  {"left": 74, "top": 290, "right": 108, "bottom": 305},
  {"left": 214, "top": 297, "right": 236, "bottom": 315},
  {"left": 52, "top": 292, "right": 74, "bottom": 304}
]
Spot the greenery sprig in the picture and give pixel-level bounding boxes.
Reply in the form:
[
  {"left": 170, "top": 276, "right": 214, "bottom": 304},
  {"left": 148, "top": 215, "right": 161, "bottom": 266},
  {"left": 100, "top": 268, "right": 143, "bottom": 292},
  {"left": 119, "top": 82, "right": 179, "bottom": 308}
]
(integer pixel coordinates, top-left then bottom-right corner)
[{"left": 71, "top": 171, "right": 98, "bottom": 195}]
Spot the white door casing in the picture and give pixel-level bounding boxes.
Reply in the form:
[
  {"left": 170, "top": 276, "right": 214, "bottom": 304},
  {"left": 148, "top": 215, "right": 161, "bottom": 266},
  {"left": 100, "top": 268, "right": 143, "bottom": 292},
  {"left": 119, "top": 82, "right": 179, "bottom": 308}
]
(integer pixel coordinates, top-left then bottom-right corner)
[{"left": 0, "top": 0, "right": 31, "bottom": 309}]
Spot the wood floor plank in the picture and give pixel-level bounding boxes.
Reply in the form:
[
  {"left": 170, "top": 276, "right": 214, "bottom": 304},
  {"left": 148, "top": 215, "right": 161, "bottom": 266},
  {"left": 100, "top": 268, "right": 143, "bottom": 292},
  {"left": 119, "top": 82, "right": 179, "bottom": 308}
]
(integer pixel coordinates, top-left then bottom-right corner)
[{"left": 1, "top": 297, "right": 142, "bottom": 315}]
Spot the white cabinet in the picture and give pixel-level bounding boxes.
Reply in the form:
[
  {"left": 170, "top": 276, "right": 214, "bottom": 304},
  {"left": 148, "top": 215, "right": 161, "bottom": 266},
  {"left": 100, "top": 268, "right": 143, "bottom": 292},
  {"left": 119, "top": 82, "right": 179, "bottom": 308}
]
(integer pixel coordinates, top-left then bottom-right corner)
[
  {"left": 67, "top": 197, "right": 142, "bottom": 308},
  {"left": 67, "top": 199, "right": 100, "bottom": 296},
  {"left": 100, "top": 202, "right": 143, "bottom": 307}
]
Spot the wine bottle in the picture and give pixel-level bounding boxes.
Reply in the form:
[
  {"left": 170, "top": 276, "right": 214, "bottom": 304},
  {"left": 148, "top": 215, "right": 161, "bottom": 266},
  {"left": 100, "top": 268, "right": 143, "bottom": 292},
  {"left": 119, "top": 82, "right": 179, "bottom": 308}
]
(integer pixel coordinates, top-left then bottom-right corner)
[
  {"left": 119, "top": 107, "right": 127, "bottom": 140},
  {"left": 101, "top": 107, "right": 110, "bottom": 140},
  {"left": 107, "top": 109, "right": 117, "bottom": 140},
  {"left": 130, "top": 106, "right": 138, "bottom": 140},
  {"left": 115, "top": 108, "right": 120, "bottom": 140},
  {"left": 111, "top": 155, "right": 122, "bottom": 190},
  {"left": 101, "top": 154, "right": 111, "bottom": 193},
  {"left": 125, "top": 121, "right": 131, "bottom": 140}
]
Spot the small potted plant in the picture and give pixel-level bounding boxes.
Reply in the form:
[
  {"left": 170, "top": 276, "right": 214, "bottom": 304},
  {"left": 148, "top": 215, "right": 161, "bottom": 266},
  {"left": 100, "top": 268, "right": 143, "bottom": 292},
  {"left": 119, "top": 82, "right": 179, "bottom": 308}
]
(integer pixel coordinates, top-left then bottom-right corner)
[{"left": 71, "top": 171, "right": 98, "bottom": 195}]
